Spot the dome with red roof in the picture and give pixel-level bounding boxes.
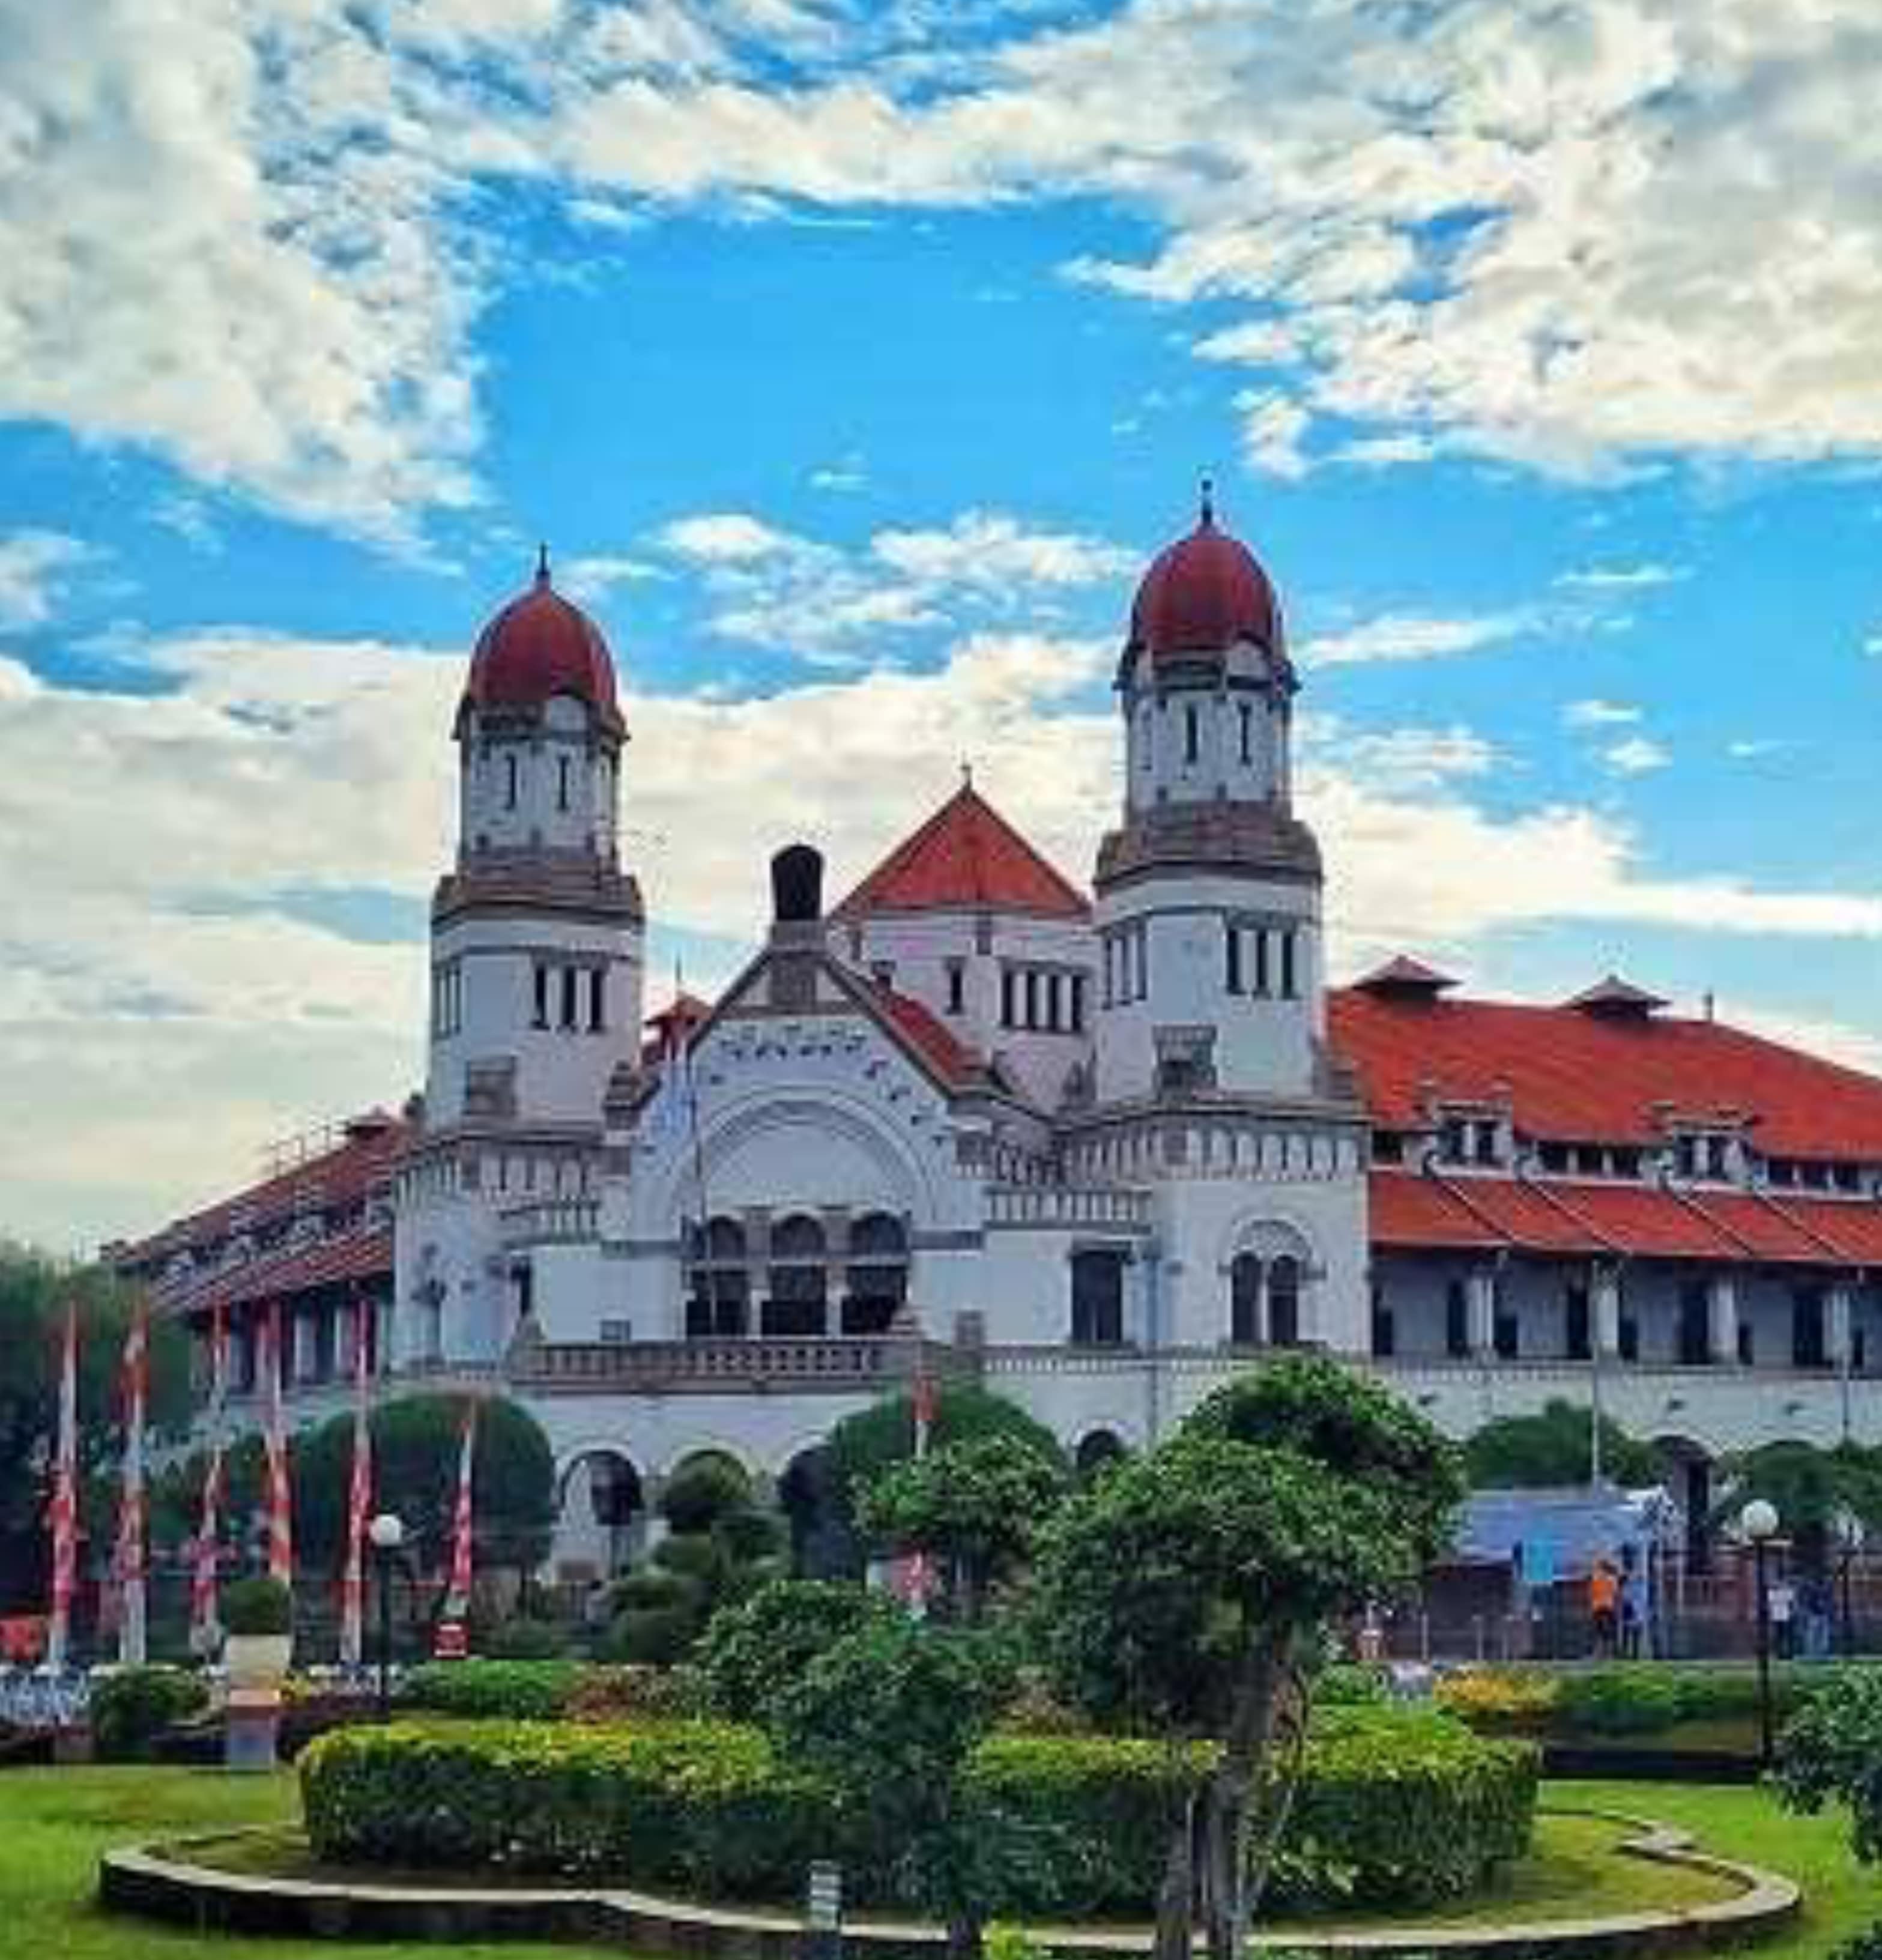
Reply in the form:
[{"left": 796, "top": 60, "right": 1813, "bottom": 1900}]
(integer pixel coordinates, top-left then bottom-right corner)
[
  {"left": 464, "top": 551, "right": 623, "bottom": 733},
  {"left": 1128, "top": 491, "right": 1283, "bottom": 661}
]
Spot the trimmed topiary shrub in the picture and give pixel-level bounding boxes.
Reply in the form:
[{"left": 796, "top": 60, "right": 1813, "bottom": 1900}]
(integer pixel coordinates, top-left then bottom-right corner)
[
  {"left": 481, "top": 1617, "right": 570, "bottom": 1660},
  {"left": 300, "top": 1707, "right": 1536, "bottom": 1916},
  {"left": 222, "top": 1575, "right": 293, "bottom": 1636},
  {"left": 402, "top": 1659, "right": 581, "bottom": 1720},
  {"left": 91, "top": 1665, "right": 209, "bottom": 1762},
  {"left": 696, "top": 1579, "right": 903, "bottom": 1725}
]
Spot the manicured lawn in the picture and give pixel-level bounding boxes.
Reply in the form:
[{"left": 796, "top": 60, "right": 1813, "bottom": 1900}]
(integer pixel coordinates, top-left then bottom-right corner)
[
  {"left": 0, "top": 1764, "right": 1873, "bottom": 1955},
  {"left": 1564, "top": 1779, "right": 1881, "bottom": 1959},
  {"left": 0, "top": 1767, "right": 620, "bottom": 1960}
]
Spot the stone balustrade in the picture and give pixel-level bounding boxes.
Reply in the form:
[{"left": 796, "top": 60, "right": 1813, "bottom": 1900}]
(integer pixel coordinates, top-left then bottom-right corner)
[
  {"left": 509, "top": 1332, "right": 975, "bottom": 1396},
  {"left": 985, "top": 1185, "right": 1153, "bottom": 1231}
]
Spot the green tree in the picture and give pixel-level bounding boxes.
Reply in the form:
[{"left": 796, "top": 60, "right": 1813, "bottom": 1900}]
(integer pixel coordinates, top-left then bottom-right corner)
[
  {"left": 826, "top": 1385, "right": 1065, "bottom": 1540},
  {"left": 1032, "top": 1354, "right": 1463, "bottom": 1960},
  {"left": 604, "top": 1456, "right": 784, "bottom": 1664},
  {"left": 0, "top": 1244, "right": 189, "bottom": 1611},
  {"left": 696, "top": 1576, "right": 902, "bottom": 1723},
  {"left": 1716, "top": 1440, "right": 1882, "bottom": 1570},
  {"left": 770, "top": 1615, "right": 1016, "bottom": 1958},
  {"left": 1776, "top": 1668, "right": 1882, "bottom": 1863},
  {"left": 858, "top": 1432, "right": 1068, "bottom": 1622},
  {"left": 1463, "top": 1399, "right": 1659, "bottom": 1489}
]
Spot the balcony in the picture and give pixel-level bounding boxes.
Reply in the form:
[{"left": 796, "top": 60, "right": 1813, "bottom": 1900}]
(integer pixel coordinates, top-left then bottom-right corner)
[
  {"left": 508, "top": 1332, "right": 977, "bottom": 1397},
  {"left": 499, "top": 1199, "right": 599, "bottom": 1249},
  {"left": 987, "top": 1186, "right": 1153, "bottom": 1232}
]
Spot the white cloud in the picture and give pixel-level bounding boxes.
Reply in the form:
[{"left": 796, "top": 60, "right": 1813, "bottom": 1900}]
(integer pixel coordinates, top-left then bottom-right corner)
[
  {"left": 1298, "top": 609, "right": 1534, "bottom": 668},
  {"left": 0, "top": 531, "right": 94, "bottom": 629},
  {"left": 1235, "top": 389, "right": 1311, "bottom": 479},
  {"left": 1555, "top": 562, "right": 1689, "bottom": 591},
  {"left": 1602, "top": 734, "right": 1671, "bottom": 775},
  {"left": 809, "top": 454, "right": 868, "bottom": 492},
  {"left": 649, "top": 506, "right": 1133, "bottom": 660},
  {"left": 557, "top": 554, "right": 663, "bottom": 602},
  {"left": 1564, "top": 698, "right": 1642, "bottom": 727}
]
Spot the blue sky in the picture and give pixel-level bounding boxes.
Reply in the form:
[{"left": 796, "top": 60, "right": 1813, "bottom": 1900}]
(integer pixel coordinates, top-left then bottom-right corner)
[{"left": 2, "top": 0, "right": 1880, "bottom": 1250}]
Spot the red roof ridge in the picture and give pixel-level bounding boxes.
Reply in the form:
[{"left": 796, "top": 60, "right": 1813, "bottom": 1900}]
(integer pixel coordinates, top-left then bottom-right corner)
[
  {"left": 833, "top": 781, "right": 1089, "bottom": 921},
  {"left": 1512, "top": 1168, "right": 1629, "bottom": 1258},
  {"left": 1743, "top": 1182, "right": 1857, "bottom": 1263},
  {"left": 1423, "top": 1164, "right": 1516, "bottom": 1248},
  {"left": 1658, "top": 1177, "right": 1762, "bottom": 1259}
]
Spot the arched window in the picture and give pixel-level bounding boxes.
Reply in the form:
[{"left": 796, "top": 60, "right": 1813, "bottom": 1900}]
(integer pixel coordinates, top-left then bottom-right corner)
[
  {"left": 844, "top": 1212, "right": 908, "bottom": 1336},
  {"left": 1230, "top": 1253, "right": 1263, "bottom": 1346},
  {"left": 686, "top": 1215, "right": 749, "bottom": 1338},
  {"left": 1268, "top": 1255, "right": 1301, "bottom": 1348},
  {"left": 1076, "top": 1430, "right": 1128, "bottom": 1481},
  {"left": 766, "top": 1214, "right": 828, "bottom": 1337}
]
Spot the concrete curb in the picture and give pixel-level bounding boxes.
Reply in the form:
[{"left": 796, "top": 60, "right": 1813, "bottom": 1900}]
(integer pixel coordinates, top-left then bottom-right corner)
[{"left": 97, "top": 1809, "right": 1800, "bottom": 1957}]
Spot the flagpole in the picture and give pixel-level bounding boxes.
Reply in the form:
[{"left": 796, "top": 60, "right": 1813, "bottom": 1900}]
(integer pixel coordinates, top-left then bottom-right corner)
[
  {"left": 676, "top": 961, "right": 721, "bottom": 1337},
  {"left": 263, "top": 1302, "right": 294, "bottom": 1589},
  {"left": 192, "top": 1304, "right": 228, "bottom": 1654},
  {"left": 116, "top": 1296, "right": 150, "bottom": 1666},
  {"left": 47, "top": 1301, "right": 79, "bottom": 1674},
  {"left": 339, "top": 1298, "right": 374, "bottom": 1668}
]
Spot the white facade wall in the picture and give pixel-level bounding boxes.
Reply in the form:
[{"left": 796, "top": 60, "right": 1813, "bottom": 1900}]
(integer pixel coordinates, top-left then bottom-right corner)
[
  {"left": 1122, "top": 642, "right": 1289, "bottom": 814},
  {"left": 459, "top": 695, "right": 619, "bottom": 860}
]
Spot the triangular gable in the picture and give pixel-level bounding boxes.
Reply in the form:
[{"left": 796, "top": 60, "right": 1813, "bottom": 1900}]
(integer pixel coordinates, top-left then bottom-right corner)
[{"left": 833, "top": 783, "right": 1089, "bottom": 921}]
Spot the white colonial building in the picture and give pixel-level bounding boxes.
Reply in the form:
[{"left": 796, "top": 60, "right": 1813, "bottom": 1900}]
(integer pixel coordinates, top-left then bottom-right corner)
[{"left": 118, "top": 497, "right": 1882, "bottom": 1578}]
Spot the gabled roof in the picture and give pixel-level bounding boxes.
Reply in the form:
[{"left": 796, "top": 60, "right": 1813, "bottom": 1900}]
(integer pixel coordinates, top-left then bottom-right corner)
[
  {"left": 833, "top": 782, "right": 1089, "bottom": 922},
  {"left": 1330, "top": 985, "right": 1882, "bottom": 1160}
]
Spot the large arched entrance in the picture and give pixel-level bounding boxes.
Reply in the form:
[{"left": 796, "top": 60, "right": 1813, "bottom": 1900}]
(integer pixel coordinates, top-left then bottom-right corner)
[{"left": 554, "top": 1449, "right": 646, "bottom": 1585}]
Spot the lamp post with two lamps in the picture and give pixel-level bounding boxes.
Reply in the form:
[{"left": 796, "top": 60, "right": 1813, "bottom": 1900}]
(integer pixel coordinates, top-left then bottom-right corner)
[
  {"left": 368, "top": 1511, "right": 405, "bottom": 1724},
  {"left": 1740, "top": 1498, "right": 1780, "bottom": 1766}
]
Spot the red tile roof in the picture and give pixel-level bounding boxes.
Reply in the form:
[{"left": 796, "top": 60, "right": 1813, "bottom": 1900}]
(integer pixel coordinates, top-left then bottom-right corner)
[
  {"left": 465, "top": 556, "right": 623, "bottom": 733},
  {"left": 1330, "top": 985, "right": 1882, "bottom": 1160},
  {"left": 116, "top": 1113, "right": 406, "bottom": 1270},
  {"left": 868, "top": 982, "right": 981, "bottom": 1091},
  {"left": 189, "top": 1226, "right": 392, "bottom": 1317},
  {"left": 834, "top": 784, "right": 1089, "bottom": 922},
  {"left": 1129, "top": 504, "right": 1283, "bottom": 659}
]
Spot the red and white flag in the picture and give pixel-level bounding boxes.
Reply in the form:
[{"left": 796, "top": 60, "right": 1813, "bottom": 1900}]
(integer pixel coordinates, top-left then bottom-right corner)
[
  {"left": 190, "top": 1306, "right": 229, "bottom": 1649},
  {"left": 441, "top": 1399, "right": 477, "bottom": 1624},
  {"left": 115, "top": 1297, "right": 150, "bottom": 1666},
  {"left": 912, "top": 1364, "right": 937, "bottom": 1462},
  {"left": 262, "top": 1304, "right": 294, "bottom": 1588},
  {"left": 46, "top": 1301, "right": 79, "bottom": 1673},
  {"left": 338, "top": 1302, "right": 374, "bottom": 1667}
]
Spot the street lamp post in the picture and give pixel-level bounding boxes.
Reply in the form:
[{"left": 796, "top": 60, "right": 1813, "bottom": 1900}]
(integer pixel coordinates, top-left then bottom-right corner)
[
  {"left": 368, "top": 1511, "right": 405, "bottom": 1724},
  {"left": 1741, "top": 1498, "right": 1780, "bottom": 1767}
]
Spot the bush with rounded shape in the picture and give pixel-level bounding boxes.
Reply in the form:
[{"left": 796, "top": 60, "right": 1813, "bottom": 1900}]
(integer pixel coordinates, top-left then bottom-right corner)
[
  {"left": 602, "top": 1604, "right": 698, "bottom": 1667},
  {"left": 482, "top": 1616, "right": 570, "bottom": 1660},
  {"left": 1776, "top": 1663, "right": 1882, "bottom": 1864},
  {"left": 661, "top": 1458, "right": 750, "bottom": 1534},
  {"left": 697, "top": 1578, "right": 903, "bottom": 1723},
  {"left": 653, "top": 1532, "right": 731, "bottom": 1590},
  {"left": 91, "top": 1665, "right": 208, "bottom": 1761},
  {"left": 827, "top": 1385, "right": 1066, "bottom": 1532},
  {"left": 222, "top": 1575, "right": 292, "bottom": 1636},
  {"left": 299, "top": 1705, "right": 1534, "bottom": 1917},
  {"left": 402, "top": 1659, "right": 580, "bottom": 1719}
]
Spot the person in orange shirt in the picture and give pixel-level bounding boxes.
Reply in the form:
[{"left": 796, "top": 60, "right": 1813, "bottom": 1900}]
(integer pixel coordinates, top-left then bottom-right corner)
[{"left": 1589, "top": 1559, "right": 1621, "bottom": 1659}]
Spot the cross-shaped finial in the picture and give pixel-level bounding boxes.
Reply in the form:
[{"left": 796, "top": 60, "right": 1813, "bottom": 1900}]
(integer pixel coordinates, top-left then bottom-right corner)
[
  {"left": 1199, "top": 474, "right": 1215, "bottom": 527},
  {"left": 960, "top": 759, "right": 975, "bottom": 792},
  {"left": 535, "top": 540, "right": 551, "bottom": 586}
]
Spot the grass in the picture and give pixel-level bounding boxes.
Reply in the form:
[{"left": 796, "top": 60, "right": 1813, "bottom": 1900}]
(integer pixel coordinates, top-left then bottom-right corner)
[{"left": 0, "top": 1764, "right": 1871, "bottom": 1955}]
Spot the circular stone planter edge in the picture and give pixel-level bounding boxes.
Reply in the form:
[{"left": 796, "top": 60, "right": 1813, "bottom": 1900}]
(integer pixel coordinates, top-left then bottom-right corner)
[{"left": 97, "top": 1810, "right": 1801, "bottom": 1959}]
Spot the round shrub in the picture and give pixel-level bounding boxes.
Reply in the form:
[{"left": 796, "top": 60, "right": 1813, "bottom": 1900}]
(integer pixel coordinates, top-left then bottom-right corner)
[
  {"left": 482, "top": 1617, "right": 570, "bottom": 1661},
  {"left": 223, "top": 1574, "right": 293, "bottom": 1636},
  {"left": 299, "top": 1706, "right": 1535, "bottom": 1917},
  {"left": 661, "top": 1459, "right": 750, "bottom": 1534},
  {"left": 602, "top": 1604, "right": 698, "bottom": 1667},
  {"left": 697, "top": 1579, "right": 902, "bottom": 1723},
  {"left": 91, "top": 1665, "right": 208, "bottom": 1762}
]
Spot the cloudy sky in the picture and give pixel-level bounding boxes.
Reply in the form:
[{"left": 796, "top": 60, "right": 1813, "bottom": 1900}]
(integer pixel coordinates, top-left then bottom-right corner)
[{"left": 4, "top": 0, "right": 1882, "bottom": 1252}]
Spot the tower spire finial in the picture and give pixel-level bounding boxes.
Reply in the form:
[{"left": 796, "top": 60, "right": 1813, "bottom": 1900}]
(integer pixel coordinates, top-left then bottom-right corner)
[
  {"left": 1199, "top": 474, "right": 1215, "bottom": 528},
  {"left": 960, "top": 759, "right": 974, "bottom": 794},
  {"left": 535, "top": 540, "right": 551, "bottom": 587}
]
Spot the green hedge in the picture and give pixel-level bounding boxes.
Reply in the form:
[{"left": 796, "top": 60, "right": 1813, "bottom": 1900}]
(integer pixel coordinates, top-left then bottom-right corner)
[
  {"left": 91, "top": 1666, "right": 209, "bottom": 1762},
  {"left": 401, "top": 1659, "right": 700, "bottom": 1722},
  {"left": 301, "top": 1708, "right": 1535, "bottom": 1916},
  {"left": 1443, "top": 1662, "right": 1866, "bottom": 1740}
]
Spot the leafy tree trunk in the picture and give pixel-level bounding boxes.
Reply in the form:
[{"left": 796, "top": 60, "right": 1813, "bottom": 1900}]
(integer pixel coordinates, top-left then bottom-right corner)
[
  {"left": 1204, "top": 1631, "right": 1287, "bottom": 1960},
  {"left": 1153, "top": 1777, "right": 1200, "bottom": 1960}
]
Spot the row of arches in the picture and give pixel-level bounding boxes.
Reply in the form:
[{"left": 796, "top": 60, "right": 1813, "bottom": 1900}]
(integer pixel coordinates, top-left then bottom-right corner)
[{"left": 685, "top": 1212, "right": 910, "bottom": 1340}]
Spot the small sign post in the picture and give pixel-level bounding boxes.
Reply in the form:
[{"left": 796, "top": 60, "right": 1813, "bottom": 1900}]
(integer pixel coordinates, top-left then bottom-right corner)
[{"left": 805, "top": 1860, "right": 843, "bottom": 1960}]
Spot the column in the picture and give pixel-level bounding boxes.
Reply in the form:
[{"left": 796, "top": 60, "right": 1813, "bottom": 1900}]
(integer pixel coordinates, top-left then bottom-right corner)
[
  {"left": 1593, "top": 1266, "right": 1623, "bottom": 1358},
  {"left": 1828, "top": 1284, "right": 1854, "bottom": 1369},
  {"left": 292, "top": 1307, "right": 317, "bottom": 1383},
  {"left": 1708, "top": 1273, "right": 1740, "bottom": 1366},
  {"left": 1466, "top": 1265, "right": 1498, "bottom": 1357}
]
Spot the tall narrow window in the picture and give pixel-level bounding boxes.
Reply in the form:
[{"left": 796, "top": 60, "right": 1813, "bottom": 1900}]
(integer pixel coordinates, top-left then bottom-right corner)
[
  {"left": 504, "top": 754, "right": 519, "bottom": 809},
  {"left": 1000, "top": 967, "right": 1016, "bottom": 1029},
  {"left": 1445, "top": 1280, "right": 1470, "bottom": 1358},
  {"left": 557, "top": 755, "right": 571, "bottom": 812},
  {"left": 1238, "top": 701, "right": 1252, "bottom": 765},
  {"left": 532, "top": 962, "right": 550, "bottom": 1029},
  {"left": 945, "top": 960, "right": 966, "bottom": 1015},
  {"left": 1268, "top": 1257, "right": 1301, "bottom": 1347},
  {"left": 586, "top": 967, "right": 605, "bottom": 1032},
  {"left": 1071, "top": 1250, "right": 1125, "bottom": 1346},
  {"left": 1069, "top": 973, "right": 1086, "bottom": 1033},
  {"left": 1225, "top": 921, "right": 1243, "bottom": 994},
  {"left": 1184, "top": 703, "right": 1199, "bottom": 764},
  {"left": 1279, "top": 928, "right": 1298, "bottom": 999},
  {"left": 1565, "top": 1283, "right": 1591, "bottom": 1361},
  {"left": 1230, "top": 1254, "right": 1262, "bottom": 1346},
  {"left": 1024, "top": 969, "right": 1040, "bottom": 1030},
  {"left": 559, "top": 965, "right": 578, "bottom": 1030},
  {"left": 1253, "top": 927, "right": 1270, "bottom": 996},
  {"left": 1047, "top": 971, "right": 1064, "bottom": 1032}
]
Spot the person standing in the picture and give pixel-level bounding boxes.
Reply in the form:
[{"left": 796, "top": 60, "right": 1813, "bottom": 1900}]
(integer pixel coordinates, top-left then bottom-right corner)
[
  {"left": 1589, "top": 1559, "right": 1620, "bottom": 1659},
  {"left": 1768, "top": 1574, "right": 1797, "bottom": 1662}
]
